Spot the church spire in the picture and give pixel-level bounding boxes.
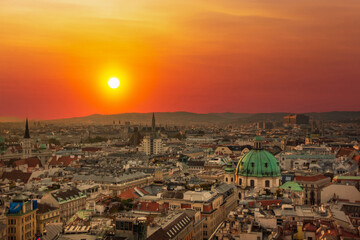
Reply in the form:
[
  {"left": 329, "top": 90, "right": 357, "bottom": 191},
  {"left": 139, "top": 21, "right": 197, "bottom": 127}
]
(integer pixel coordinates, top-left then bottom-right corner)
[
  {"left": 152, "top": 112, "right": 156, "bottom": 131},
  {"left": 24, "top": 118, "right": 30, "bottom": 139}
]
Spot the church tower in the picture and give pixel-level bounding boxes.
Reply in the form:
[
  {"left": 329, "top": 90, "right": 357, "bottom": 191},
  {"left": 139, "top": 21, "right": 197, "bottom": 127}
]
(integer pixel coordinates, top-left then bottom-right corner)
[{"left": 22, "top": 118, "right": 32, "bottom": 158}]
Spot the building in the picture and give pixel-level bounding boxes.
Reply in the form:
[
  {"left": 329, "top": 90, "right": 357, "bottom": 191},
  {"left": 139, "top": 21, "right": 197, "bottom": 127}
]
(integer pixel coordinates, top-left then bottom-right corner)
[
  {"left": 147, "top": 212, "right": 195, "bottom": 240},
  {"left": 140, "top": 136, "right": 166, "bottom": 155},
  {"left": 294, "top": 174, "right": 330, "bottom": 205},
  {"left": 321, "top": 184, "right": 360, "bottom": 204},
  {"left": 0, "top": 222, "right": 7, "bottom": 240},
  {"left": 36, "top": 203, "right": 60, "bottom": 236},
  {"left": 283, "top": 114, "right": 310, "bottom": 125},
  {"left": 138, "top": 113, "right": 166, "bottom": 155},
  {"left": 21, "top": 118, "right": 32, "bottom": 159},
  {"left": 115, "top": 215, "right": 147, "bottom": 240},
  {"left": 41, "top": 187, "right": 87, "bottom": 222},
  {"left": 6, "top": 195, "right": 38, "bottom": 240},
  {"left": 234, "top": 136, "right": 281, "bottom": 199},
  {"left": 153, "top": 184, "right": 237, "bottom": 239}
]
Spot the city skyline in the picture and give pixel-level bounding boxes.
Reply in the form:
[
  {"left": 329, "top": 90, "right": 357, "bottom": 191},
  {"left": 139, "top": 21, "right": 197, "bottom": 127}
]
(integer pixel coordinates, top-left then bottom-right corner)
[{"left": 1, "top": 0, "right": 360, "bottom": 119}]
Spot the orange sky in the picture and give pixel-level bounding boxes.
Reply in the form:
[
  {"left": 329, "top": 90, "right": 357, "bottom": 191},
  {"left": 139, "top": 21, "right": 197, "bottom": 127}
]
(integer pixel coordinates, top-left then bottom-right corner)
[{"left": 1, "top": 0, "right": 360, "bottom": 119}]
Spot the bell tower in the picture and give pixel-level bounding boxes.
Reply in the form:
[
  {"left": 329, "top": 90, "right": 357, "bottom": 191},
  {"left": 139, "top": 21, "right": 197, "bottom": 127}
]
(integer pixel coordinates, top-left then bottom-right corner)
[{"left": 22, "top": 118, "right": 32, "bottom": 158}]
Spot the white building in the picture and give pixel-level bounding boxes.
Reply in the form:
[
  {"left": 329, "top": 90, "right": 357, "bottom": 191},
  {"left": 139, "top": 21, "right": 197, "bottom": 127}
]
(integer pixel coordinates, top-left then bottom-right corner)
[{"left": 139, "top": 136, "right": 166, "bottom": 155}]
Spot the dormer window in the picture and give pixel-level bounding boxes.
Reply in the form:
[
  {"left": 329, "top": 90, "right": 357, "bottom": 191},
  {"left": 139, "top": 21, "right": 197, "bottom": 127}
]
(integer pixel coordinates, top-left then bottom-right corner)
[
  {"left": 265, "top": 163, "right": 268, "bottom": 168},
  {"left": 251, "top": 163, "right": 254, "bottom": 167}
]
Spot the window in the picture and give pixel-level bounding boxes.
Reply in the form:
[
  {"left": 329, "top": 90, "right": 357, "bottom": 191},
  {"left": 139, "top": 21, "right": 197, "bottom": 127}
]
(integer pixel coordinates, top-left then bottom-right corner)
[
  {"left": 239, "top": 178, "right": 242, "bottom": 185},
  {"left": 251, "top": 163, "right": 254, "bottom": 167},
  {"left": 250, "top": 180, "right": 255, "bottom": 187},
  {"left": 265, "top": 180, "right": 270, "bottom": 188},
  {"left": 265, "top": 163, "right": 268, "bottom": 168}
]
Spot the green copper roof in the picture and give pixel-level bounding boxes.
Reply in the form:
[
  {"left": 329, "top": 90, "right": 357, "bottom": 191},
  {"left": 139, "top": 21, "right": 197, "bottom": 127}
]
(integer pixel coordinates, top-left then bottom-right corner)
[
  {"left": 235, "top": 149, "right": 281, "bottom": 177},
  {"left": 280, "top": 181, "right": 303, "bottom": 192},
  {"left": 254, "top": 136, "right": 262, "bottom": 141},
  {"left": 39, "top": 144, "right": 47, "bottom": 149},
  {"left": 333, "top": 176, "right": 360, "bottom": 180},
  {"left": 224, "top": 162, "right": 235, "bottom": 173}
]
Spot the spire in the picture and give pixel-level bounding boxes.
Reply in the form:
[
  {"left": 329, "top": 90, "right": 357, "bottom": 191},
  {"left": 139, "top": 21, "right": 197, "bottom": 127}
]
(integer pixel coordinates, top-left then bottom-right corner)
[
  {"left": 152, "top": 112, "right": 156, "bottom": 131},
  {"left": 24, "top": 118, "right": 30, "bottom": 139}
]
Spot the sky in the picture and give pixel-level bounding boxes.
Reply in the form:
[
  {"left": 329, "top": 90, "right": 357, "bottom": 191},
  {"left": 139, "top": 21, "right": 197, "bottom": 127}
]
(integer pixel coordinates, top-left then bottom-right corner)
[{"left": 1, "top": 0, "right": 360, "bottom": 119}]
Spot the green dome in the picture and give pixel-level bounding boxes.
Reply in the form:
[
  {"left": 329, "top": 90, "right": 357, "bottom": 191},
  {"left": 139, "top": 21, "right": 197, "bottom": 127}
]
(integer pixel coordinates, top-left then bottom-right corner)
[
  {"left": 235, "top": 149, "right": 281, "bottom": 177},
  {"left": 253, "top": 136, "right": 262, "bottom": 141}
]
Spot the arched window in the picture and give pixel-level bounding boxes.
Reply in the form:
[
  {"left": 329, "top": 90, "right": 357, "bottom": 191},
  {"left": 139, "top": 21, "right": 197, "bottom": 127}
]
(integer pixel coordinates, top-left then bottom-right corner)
[
  {"left": 250, "top": 180, "right": 255, "bottom": 187},
  {"left": 251, "top": 162, "right": 254, "bottom": 167},
  {"left": 231, "top": 177, "right": 234, "bottom": 182},
  {"left": 238, "top": 193, "right": 242, "bottom": 199},
  {"left": 265, "top": 163, "right": 268, "bottom": 168},
  {"left": 225, "top": 177, "right": 228, "bottom": 182},
  {"left": 239, "top": 178, "right": 242, "bottom": 185},
  {"left": 265, "top": 180, "right": 270, "bottom": 187}
]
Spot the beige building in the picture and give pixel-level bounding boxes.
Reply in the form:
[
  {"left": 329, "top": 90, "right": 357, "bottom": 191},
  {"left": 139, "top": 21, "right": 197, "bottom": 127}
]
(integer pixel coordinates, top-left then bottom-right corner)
[
  {"left": 41, "top": 187, "right": 86, "bottom": 222},
  {"left": 155, "top": 184, "right": 237, "bottom": 239},
  {"left": 321, "top": 184, "right": 360, "bottom": 204},
  {"left": 36, "top": 203, "right": 60, "bottom": 235},
  {"left": 6, "top": 195, "right": 37, "bottom": 240},
  {"left": 294, "top": 174, "right": 330, "bottom": 205}
]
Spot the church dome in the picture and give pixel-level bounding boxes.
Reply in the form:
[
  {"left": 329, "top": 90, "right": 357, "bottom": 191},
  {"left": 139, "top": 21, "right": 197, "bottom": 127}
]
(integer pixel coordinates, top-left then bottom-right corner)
[{"left": 235, "top": 136, "right": 281, "bottom": 177}]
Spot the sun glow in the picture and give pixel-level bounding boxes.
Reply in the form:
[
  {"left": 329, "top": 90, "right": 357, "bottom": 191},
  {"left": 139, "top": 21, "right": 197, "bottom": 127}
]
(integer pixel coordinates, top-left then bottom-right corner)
[{"left": 108, "top": 77, "right": 120, "bottom": 89}]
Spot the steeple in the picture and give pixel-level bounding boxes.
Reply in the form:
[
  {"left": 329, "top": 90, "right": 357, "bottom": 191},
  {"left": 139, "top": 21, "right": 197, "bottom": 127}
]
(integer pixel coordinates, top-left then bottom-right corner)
[
  {"left": 152, "top": 112, "right": 156, "bottom": 131},
  {"left": 24, "top": 118, "right": 30, "bottom": 139}
]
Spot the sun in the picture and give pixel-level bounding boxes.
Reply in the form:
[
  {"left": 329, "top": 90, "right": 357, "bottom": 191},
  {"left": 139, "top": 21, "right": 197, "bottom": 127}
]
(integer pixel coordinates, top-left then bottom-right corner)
[{"left": 108, "top": 77, "right": 120, "bottom": 89}]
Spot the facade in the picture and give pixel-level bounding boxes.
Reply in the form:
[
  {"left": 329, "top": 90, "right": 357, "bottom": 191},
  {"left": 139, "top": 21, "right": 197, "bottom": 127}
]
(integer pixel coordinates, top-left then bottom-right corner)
[
  {"left": 294, "top": 174, "right": 330, "bottom": 205},
  {"left": 234, "top": 136, "right": 281, "bottom": 199},
  {"left": 139, "top": 136, "right": 165, "bottom": 155},
  {"left": 36, "top": 203, "right": 60, "bottom": 236},
  {"left": 115, "top": 216, "right": 147, "bottom": 240},
  {"left": 41, "top": 188, "right": 87, "bottom": 222},
  {"left": 0, "top": 223, "right": 7, "bottom": 240},
  {"left": 6, "top": 195, "right": 38, "bottom": 240}
]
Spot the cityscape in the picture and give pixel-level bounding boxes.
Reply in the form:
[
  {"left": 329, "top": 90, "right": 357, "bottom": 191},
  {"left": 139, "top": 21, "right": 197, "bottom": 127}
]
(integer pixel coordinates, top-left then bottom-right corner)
[{"left": 1, "top": 1, "right": 360, "bottom": 240}]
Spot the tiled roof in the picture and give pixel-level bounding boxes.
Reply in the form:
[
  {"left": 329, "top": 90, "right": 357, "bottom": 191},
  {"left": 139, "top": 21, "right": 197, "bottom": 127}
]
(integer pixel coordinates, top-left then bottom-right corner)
[
  {"left": 14, "top": 157, "right": 41, "bottom": 168},
  {"left": 248, "top": 199, "right": 282, "bottom": 207},
  {"left": 49, "top": 156, "right": 78, "bottom": 167},
  {"left": 118, "top": 187, "right": 148, "bottom": 200},
  {"left": 135, "top": 202, "right": 169, "bottom": 212},
  {"left": 1, "top": 170, "right": 32, "bottom": 183},
  {"left": 37, "top": 203, "right": 58, "bottom": 214},
  {"left": 294, "top": 174, "right": 328, "bottom": 182},
  {"left": 303, "top": 222, "right": 317, "bottom": 232}
]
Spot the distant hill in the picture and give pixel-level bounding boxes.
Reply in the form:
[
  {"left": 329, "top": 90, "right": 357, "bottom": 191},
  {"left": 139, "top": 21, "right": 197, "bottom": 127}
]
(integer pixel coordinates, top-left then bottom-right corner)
[
  {"left": 0, "top": 117, "right": 22, "bottom": 122},
  {"left": 1, "top": 111, "right": 360, "bottom": 126}
]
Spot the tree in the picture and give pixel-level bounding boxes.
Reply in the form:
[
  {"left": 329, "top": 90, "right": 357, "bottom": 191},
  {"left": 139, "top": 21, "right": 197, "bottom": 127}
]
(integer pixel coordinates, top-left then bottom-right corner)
[{"left": 48, "top": 138, "right": 60, "bottom": 146}]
